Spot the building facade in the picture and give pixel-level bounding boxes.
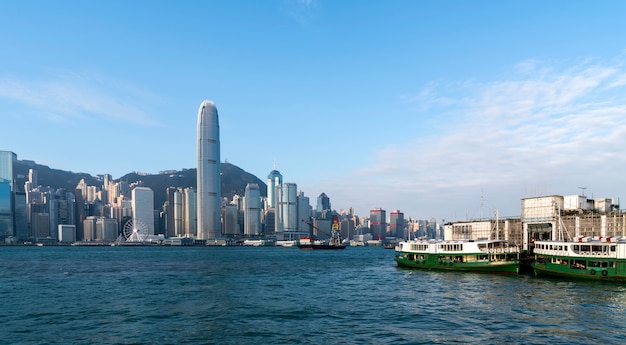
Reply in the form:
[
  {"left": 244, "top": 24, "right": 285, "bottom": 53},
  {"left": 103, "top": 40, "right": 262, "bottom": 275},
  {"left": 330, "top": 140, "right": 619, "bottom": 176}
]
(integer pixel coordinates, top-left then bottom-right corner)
[
  {"left": 132, "top": 187, "right": 155, "bottom": 235},
  {"left": 244, "top": 183, "right": 261, "bottom": 236}
]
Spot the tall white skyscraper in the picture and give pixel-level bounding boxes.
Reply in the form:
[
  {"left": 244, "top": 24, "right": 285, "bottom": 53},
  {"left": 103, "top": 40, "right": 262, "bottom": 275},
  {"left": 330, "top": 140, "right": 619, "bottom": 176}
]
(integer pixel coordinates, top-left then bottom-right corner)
[
  {"left": 197, "top": 100, "right": 221, "bottom": 239},
  {"left": 131, "top": 187, "right": 154, "bottom": 235}
]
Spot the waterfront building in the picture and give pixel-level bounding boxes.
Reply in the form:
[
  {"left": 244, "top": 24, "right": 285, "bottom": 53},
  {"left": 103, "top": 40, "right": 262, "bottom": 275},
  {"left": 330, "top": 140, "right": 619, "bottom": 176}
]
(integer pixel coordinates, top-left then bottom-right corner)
[
  {"left": 58, "top": 224, "right": 76, "bottom": 243},
  {"left": 370, "top": 208, "right": 387, "bottom": 240},
  {"left": 84, "top": 216, "right": 97, "bottom": 241},
  {"left": 267, "top": 169, "right": 282, "bottom": 208},
  {"left": 244, "top": 183, "right": 261, "bottom": 236},
  {"left": 132, "top": 187, "right": 155, "bottom": 235},
  {"left": 97, "top": 217, "right": 118, "bottom": 241},
  {"left": 443, "top": 218, "right": 522, "bottom": 244},
  {"left": 521, "top": 194, "right": 624, "bottom": 252},
  {"left": 389, "top": 210, "right": 405, "bottom": 238},
  {"left": 196, "top": 100, "right": 221, "bottom": 239}
]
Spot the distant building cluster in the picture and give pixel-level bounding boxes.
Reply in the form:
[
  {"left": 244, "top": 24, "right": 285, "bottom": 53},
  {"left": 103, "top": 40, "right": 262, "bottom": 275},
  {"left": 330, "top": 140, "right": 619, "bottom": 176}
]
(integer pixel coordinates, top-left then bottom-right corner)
[{"left": 0, "top": 101, "right": 440, "bottom": 245}]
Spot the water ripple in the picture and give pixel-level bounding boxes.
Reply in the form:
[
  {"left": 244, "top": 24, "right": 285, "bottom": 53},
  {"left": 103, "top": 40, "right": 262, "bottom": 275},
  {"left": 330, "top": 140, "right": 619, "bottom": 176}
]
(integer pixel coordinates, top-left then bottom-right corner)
[{"left": 1, "top": 246, "right": 625, "bottom": 344}]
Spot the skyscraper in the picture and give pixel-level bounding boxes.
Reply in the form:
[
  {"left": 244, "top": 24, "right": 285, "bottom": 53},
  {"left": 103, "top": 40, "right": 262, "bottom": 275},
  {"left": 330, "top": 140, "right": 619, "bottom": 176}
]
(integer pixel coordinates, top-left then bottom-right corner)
[
  {"left": 244, "top": 183, "right": 261, "bottom": 236},
  {"left": 267, "top": 169, "right": 282, "bottom": 208},
  {"left": 0, "top": 151, "right": 16, "bottom": 238},
  {"left": 389, "top": 210, "right": 405, "bottom": 238},
  {"left": 197, "top": 100, "right": 221, "bottom": 239},
  {"left": 316, "top": 192, "right": 331, "bottom": 218},
  {"left": 132, "top": 187, "right": 155, "bottom": 235},
  {"left": 370, "top": 208, "right": 387, "bottom": 240}
]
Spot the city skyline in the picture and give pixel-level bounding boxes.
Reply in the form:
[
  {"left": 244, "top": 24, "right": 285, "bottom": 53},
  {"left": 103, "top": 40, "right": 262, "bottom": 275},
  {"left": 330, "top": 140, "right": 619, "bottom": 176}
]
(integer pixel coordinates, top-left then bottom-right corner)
[{"left": 1, "top": 2, "right": 626, "bottom": 222}]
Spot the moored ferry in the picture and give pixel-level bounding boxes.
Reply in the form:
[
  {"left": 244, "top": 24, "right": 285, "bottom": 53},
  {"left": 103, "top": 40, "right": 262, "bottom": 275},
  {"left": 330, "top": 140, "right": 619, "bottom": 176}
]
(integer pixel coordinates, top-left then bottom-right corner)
[
  {"left": 395, "top": 238, "right": 520, "bottom": 274},
  {"left": 532, "top": 236, "right": 626, "bottom": 281}
]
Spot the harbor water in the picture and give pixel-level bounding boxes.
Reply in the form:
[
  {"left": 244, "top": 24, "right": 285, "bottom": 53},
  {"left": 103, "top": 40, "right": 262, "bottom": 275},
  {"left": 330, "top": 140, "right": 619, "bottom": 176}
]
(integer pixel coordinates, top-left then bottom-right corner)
[{"left": 1, "top": 246, "right": 626, "bottom": 344}]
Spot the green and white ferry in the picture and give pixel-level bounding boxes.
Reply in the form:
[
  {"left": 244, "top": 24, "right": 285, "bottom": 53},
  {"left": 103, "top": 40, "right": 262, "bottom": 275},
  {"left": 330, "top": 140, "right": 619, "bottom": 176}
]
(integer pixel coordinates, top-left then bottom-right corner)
[
  {"left": 532, "top": 236, "right": 626, "bottom": 281},
  {"left": 395, "top": 238, "right": 520, "bottom": 274}
]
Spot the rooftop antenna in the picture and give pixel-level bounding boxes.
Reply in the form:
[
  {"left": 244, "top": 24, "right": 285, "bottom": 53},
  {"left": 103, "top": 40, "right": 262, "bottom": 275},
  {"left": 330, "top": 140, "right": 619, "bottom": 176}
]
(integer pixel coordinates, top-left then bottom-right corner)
[{"left": 578, "top": 187, "right": 587, "bottom": 197}]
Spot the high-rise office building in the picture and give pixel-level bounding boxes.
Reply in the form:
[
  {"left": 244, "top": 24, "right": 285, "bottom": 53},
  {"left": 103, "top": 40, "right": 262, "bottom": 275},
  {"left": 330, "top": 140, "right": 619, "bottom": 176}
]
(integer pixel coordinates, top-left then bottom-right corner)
[
  {"left": 316, "top": 192, "right": 331, "bottom": 218},
  {"left": 0, "top": 151, "right": 16, "bottom": 238},
  {"left": 244, "top": 183, "right": 261, "bottom": 236},
  {"left": 183, "top": 188, "right": 197, "bottom": 236},
  {"left": 0, "top": 178, "right": 12, "bottom": 238},
  {"left": 389, "top": 210, "right": 405, "bottom": 239},
  {"left": 370, "top": 208, "right": 387, "bottom": 240},
  {"left": 297, "top": 191, "right": 311, "bottom": 233},
  {"left": 276, "top": 183, "right": 301, "bottom": 240},
  {"left": 132, "top": 187, "right": 155, "bottom": 235},
  {"left": 223, "top": 204, "right": 240, "bottom": 236},
  {"left": 196, "top": 100, "right": 221, "bottom": 239},
  {"left": 267, "top": 169, "right": 282, "bottom": 208},
  {"left": 0, "top": 151, "right": 16, "bottom": 191},
  {"left": 48, "top": 189, "right": 75, "bottom": 239}
]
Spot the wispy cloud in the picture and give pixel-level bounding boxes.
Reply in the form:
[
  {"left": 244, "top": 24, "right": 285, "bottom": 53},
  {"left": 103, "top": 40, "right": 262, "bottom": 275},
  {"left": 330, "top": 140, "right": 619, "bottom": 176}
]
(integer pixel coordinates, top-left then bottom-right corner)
[
  {"left": 281, "top": 0, "right": 318, "bottom": 25},
  {"left": 0, "top": 70, "right": 163, "bottom": 127},
  {"left": 331, "top": 57, "right": 626, "bottom": 220}
]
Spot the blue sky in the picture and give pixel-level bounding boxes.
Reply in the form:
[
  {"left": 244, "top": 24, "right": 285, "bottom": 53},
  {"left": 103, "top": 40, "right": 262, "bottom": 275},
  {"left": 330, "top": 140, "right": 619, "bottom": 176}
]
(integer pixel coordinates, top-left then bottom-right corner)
[{"left": 1, "top": 1, "right": 626, "bottom": 223}]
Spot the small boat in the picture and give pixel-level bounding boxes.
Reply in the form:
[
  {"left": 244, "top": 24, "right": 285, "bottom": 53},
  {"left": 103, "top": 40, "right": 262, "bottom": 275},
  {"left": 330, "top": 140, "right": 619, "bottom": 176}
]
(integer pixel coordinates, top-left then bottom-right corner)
[
  {"left": 532, "top": 236, "right": 626, "bottom": 281},
  {"left": 395, "top": 238, "right": 520, "bottom": 274}
]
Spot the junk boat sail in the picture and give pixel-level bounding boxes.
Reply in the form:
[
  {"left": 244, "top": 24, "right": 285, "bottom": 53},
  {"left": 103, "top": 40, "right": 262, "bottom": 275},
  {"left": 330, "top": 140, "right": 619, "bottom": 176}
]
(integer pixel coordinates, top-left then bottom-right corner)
[
  {"left": 298, "top": 216, "right": 346, "bottom": 250},
  {"left": 395, "top": 238, "right": 520, "bottom": 274}
]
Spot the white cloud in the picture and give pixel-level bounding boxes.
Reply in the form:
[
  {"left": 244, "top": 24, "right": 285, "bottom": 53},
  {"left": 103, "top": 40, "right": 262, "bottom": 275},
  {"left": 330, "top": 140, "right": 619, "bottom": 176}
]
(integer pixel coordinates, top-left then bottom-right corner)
[
  {"left": 0, "top": 71, "right": 162, "bottom": 127},
  {"left": 328, "top": 58, "right": 626, "bottom": 221}
]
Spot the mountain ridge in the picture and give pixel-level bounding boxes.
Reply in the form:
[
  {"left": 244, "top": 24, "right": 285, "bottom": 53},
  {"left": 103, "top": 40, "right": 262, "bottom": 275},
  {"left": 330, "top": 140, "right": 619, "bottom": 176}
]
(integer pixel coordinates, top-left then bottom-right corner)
[{"left": 14, "top": 160, "right": 267, "bottom": 210}]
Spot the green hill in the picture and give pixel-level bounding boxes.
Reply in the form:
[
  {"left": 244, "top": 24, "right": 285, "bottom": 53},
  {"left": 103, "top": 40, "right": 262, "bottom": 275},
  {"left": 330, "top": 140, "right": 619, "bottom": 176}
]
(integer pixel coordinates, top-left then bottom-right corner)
[{"left": 14, "top": 160, "right": 267, "bottom": 210}]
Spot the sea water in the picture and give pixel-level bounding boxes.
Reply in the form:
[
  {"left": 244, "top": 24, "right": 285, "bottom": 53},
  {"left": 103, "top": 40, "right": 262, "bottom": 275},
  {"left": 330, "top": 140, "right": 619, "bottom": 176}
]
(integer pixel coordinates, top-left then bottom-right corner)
[{"left": 1, "top": 245, "right": 625, "bottom": 344}]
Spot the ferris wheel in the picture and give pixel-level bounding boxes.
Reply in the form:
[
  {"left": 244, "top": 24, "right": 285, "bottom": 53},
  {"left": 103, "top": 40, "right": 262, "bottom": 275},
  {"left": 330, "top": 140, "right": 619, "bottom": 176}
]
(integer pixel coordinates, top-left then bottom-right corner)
[{"left": 123, "top": 218, "right": 150, "bottom": 242}]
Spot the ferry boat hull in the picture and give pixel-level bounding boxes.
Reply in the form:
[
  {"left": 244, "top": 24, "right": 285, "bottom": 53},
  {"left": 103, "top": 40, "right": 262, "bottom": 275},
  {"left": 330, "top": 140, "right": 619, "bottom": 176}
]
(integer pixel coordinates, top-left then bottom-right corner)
[
  {"left": 395, "top": 255, "right": 519, "bottom": 274},
  {"left": 395, "top": 239, "right": 520, "bottom": 274},
  {"left": 532, "top": 237, "right": 626, "bottom": 281}
]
